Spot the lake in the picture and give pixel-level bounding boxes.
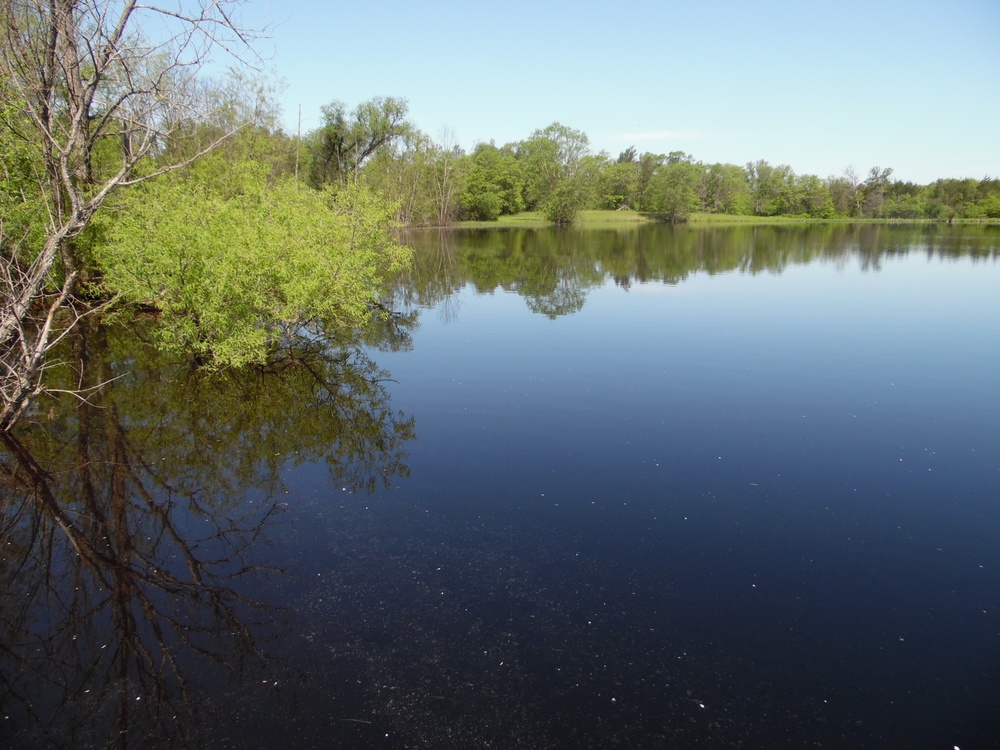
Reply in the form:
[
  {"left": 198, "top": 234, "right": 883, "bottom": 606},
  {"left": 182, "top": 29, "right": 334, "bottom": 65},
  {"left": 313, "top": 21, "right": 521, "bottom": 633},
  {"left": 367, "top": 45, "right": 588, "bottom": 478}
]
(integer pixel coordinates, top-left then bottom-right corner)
[{"left": 2, "top": 224, "right": 999, "bottom": 749}]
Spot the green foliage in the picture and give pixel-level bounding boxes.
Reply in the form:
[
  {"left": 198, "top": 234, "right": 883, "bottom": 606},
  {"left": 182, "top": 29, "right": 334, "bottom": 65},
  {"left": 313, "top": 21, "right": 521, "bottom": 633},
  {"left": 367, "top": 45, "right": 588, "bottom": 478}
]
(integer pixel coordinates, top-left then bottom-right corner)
[
  {"left": 463, "top": 189, "right": 504, "bottom": 222},
  {"left": 795, "top": 174, "right": 834, "bottom": 218},
  {"left": 648, "top": 161, "right": 700, "bottom": 223},
  {"left": 974, "top": 192, "right": 1000, "bottom": 219},
  {"left": 826, "top": 176, "right": 856, "bottom": 217},
  {"left": 921, "top": 177, "right": 1000, "bottom": 219},
  {"left": 701, "top": 163, "right": 752, "bottom": 215},
  {"left": 617, "top": 146, "right": 638, "bottom": 164},
  {"left": 745, "top": 160, "right": 797, "bottom": 216},
  {"left": 459, "top": 143, "right": 524, "bottom": 221},
  {"left": 544, "top": 177, "right": 585, "bottom": 225},
  {"left": 155, "top": 72, "right": 291, "bottom": 171},
  {"left": 515, "top": 133, "right": 561, "bottom": 211},
  {"left": 599, "top": 161, "right": 639, "bottom": 210},
  {"left": 0, "top": 78, "right": 47, "bottom": 262},
  {"left": 360, "top": 130, "right": 469, "bottom": 226},
  {"left": 94, "top": 154, "right": 411, "bottom": 367},
  {"left": 573, "top": 153, "right": 609, "bottom": 210},
  {"left": 307, "top": 97, "right": 411, "bottom": 188},
  {"left": 634, "top": 152, "right": 664, "bottom": 211},
  {"left": 860, "top": 166, "right": 893, "bottom": 217},
  {"left": 883, "top": 192, "right": 925, "bottom": 219},
  {"left": 515, "top": 122, "right": 589, "bottom": 210},
  {"left": 1, "top": 7, "right": 285, "bottom": 433},
  {"left": 397, "top": 118, "right": 1000, "bottom": 226},
  {"left": 363, "top": 130, "right": 439, "bottom": 225}
]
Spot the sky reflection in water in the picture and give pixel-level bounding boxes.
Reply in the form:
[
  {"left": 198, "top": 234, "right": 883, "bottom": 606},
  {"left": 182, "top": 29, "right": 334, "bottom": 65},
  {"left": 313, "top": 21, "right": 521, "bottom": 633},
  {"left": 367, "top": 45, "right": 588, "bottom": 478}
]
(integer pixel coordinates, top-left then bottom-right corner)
[{"left": 311, "top": 232, "right": 1000, "bottom": 748}]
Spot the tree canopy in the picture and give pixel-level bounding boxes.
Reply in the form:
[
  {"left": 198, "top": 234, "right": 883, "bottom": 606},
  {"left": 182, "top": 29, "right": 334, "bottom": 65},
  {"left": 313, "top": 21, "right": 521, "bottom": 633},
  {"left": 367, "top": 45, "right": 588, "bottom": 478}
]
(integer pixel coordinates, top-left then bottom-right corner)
[
  {"left": 96, "top": 147, "right": 410, "bottom": 367},
  {"left": 308, "top": 96, "right": 411, "bottom": 188}
]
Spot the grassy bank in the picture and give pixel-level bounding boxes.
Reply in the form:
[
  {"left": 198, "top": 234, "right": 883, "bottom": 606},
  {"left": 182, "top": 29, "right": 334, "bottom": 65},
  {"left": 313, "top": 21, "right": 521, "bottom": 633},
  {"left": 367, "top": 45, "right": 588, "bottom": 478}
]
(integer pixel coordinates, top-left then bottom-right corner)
[
  {"left": 451, "top": 210, "right": 1000, "bottom": 229},
  {"left": 454, "top": 210, "right": 651, "bottom": 229}
]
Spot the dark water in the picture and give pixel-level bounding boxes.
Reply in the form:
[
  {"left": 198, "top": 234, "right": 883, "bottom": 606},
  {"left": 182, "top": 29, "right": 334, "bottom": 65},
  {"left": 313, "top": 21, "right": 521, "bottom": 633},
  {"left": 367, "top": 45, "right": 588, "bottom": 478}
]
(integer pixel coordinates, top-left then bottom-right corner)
[{"left": 2, "top": 224, "right": 999, "bottom": 748}]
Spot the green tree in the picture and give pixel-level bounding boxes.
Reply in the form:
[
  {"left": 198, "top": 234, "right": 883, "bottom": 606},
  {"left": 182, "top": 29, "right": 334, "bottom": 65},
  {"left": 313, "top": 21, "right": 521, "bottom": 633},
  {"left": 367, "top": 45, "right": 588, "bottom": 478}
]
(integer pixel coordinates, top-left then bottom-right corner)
[
  {"left": 428, "top": 130, "right": 469, "bottom": 226},
  {"left": 307, "top": 97, "right": 411, "bottom": 188},
  {"left": 648, "top": 159, "right": 700, "bottom": 223},
  {"left": 95, "top": 152, "right": 411, "bottom": 367},
  {"left": 515, "top": 122, "right": 589, "bottom": 211},
  {"left": 635, "top": 152, "right": 664, "bottom": 211},
  {"left": 0, "top": 75, "right": 47, "bottom": 261},
  {"left": 974, "top": 193, "right": 1000, "bottom": 219},
  {"left": 796, "top": 174, "right": 835, "bottom": 218},
  {"left": 701, "top": 163, "right": 752, "bottom": 214},
  {"left": 843, "top": 167, "right": 865, "bottom": 217},
  {"left": 544, "top": 175, "right": 586, "bottom": 225},
  {"left": 746, "top": 160, "right": 796, "bottom": 216},
  {"left": 883, "top": 185, "right": 925, "bottom": 219},
  {"left": 355, "top": 125, "right": 466, "bottom": 226},
  {"left": 599, "top": 161, "right": 640, "bottom": 210},
  {"left": 460, "top": 142, "right": 525, "bottom": 220},
  {"left": 574, "top": 152, "right": 610, "bottom": 210}
]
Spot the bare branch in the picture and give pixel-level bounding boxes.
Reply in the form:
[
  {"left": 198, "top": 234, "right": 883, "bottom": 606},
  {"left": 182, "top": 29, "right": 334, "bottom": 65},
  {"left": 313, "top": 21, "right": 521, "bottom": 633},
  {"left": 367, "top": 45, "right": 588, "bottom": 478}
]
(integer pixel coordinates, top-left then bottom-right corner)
[{"left": 1, "top": 0, "right": 264, "bottom": 430}]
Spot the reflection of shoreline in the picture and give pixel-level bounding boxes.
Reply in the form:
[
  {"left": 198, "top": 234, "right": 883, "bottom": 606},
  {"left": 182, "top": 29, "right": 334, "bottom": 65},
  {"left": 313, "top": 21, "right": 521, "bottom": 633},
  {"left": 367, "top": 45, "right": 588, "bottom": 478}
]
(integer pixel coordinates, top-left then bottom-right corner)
[
  {"left": 0, "top": 324, "right": 415, "bottom": 749},
  {"left": 394, "top": 224, "right": 1000, "bottom": 319}
]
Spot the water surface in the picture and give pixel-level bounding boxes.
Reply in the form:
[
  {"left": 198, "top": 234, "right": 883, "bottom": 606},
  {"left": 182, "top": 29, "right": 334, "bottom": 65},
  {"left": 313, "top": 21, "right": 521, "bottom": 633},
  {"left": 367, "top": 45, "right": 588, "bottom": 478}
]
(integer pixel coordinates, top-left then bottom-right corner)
[{"left": 2, "top": 224, "right": 999, "bottom": 748}]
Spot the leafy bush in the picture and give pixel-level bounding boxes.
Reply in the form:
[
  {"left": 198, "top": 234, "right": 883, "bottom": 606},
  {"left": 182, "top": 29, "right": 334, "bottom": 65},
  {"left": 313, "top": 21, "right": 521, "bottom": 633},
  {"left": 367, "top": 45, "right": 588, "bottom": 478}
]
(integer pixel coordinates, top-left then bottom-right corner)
[{"left": 95, "top": 155, "right": 410, "bottom": 366}]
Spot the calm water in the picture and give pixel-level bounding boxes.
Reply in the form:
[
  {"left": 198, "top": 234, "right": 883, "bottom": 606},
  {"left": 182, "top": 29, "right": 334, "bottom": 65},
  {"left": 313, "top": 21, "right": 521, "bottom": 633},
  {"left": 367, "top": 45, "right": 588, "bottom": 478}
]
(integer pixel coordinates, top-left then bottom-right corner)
[{"left": 2, "top": 224, "right": 999, "bottom": 749}]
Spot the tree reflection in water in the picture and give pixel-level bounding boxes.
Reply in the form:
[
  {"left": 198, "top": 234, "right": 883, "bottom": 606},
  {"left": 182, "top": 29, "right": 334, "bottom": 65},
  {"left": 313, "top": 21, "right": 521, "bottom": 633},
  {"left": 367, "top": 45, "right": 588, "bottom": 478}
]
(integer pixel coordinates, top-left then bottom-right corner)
[
  {"left": 0, "top": 321, "right": 414, "bottom": 749},
  {"left": 396, "top": 223, "right": 1000, "bottom": 318}
]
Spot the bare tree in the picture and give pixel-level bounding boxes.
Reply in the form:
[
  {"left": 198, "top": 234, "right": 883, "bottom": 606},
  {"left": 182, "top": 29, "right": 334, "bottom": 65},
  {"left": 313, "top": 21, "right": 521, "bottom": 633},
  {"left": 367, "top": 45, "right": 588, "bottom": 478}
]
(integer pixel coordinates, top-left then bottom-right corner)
[
  {"left": 433, "top": 126, "right": 464, "bottom": 226},
  {"left": 844, "top": 165, "right": 863, "bottom": 217},
  {"left": 0, "top": 0, "right": 263, "bottom": 431}
]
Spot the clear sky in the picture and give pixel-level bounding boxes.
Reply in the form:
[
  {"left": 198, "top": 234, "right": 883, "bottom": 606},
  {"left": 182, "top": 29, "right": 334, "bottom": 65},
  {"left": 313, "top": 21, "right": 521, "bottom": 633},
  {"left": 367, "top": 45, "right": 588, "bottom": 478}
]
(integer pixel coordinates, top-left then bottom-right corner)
[{"left": 236, "top": 0, "right": 999, "bottom": 185}]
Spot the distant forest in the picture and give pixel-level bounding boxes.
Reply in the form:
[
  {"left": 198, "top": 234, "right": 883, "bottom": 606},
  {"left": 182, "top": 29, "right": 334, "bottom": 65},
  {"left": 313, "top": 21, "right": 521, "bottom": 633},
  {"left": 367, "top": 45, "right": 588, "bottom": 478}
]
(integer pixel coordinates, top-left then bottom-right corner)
[{"left": 301, "top": 98, "right": 1000, "bottom": 226}]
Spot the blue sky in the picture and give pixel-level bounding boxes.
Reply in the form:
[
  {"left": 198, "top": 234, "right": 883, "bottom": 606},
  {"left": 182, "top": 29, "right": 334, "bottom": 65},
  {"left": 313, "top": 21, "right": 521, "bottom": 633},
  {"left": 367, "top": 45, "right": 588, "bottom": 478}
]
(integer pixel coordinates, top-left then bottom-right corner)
[{"left": 237, "top": 0, "right": 999, "bottom": 184}]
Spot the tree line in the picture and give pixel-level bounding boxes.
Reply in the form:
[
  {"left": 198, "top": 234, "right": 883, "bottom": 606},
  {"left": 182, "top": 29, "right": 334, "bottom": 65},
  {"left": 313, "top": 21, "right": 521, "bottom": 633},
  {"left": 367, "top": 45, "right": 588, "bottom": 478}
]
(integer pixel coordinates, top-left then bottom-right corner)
[{"left": 301, "top": 98, "right": 1000, "bottom": 226}]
